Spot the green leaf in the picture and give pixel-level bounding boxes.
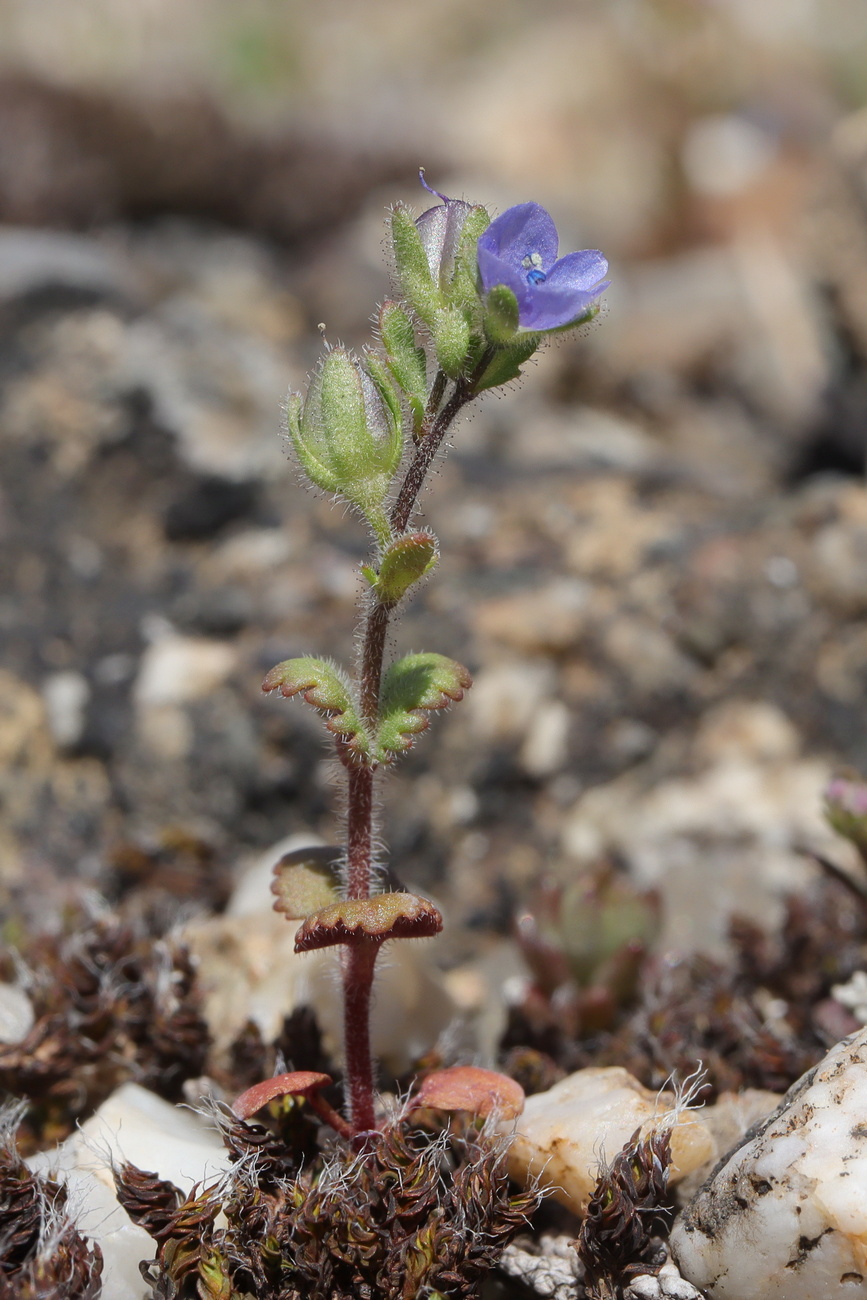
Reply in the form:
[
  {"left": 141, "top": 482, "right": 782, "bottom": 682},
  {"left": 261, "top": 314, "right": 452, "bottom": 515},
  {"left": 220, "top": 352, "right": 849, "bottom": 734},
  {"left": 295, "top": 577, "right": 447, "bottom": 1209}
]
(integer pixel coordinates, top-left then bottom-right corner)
[
  {"left": 262, "top": 656, "right": 370, "bottom": 756},
  {"left": 294, "top": 891, "right": 443, "bottom": 951},
  {"left": 272, "top": 845, "right": 343, "bottom": 920},
  {"left": 376, "top": 652, "right": 471, "bottom": 762},
  {"left": 379, "top": 301, "right": 428, "bottom": 435},
  {"left": 390, "top": 204, "right": 443, "bottom": 330},
  {"left": 474, "top": 334, "right": 542, "bottom": 393},
  {"left": 371, "top": 532, "right": 438, "bottom": 607}
]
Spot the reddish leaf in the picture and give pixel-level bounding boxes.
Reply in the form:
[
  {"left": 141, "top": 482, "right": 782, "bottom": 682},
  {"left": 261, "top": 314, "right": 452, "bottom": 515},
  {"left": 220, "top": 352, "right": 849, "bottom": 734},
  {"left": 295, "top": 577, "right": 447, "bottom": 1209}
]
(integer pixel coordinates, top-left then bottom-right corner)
[
  {"left": 271, "top": 845, "right": 343, "bottom": 920},
  {"left": 232, "top": 1071, "right": 332, "bottom": 1119},
  {"left": 412, "top": 1066, "right": 525, "bottom": 1120},
  {"left": 294, "top": 892, "right": 442, "bottom": 952}
]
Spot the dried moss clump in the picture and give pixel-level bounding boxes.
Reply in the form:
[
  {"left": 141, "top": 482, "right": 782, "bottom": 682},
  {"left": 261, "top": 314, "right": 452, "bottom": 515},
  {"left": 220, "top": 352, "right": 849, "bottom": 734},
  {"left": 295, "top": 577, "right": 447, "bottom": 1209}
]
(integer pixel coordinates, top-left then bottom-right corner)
[
  {"left": 118, "top": 1112, "right": 539, "bottom": 1300},
  {"left": 0, "top": 914, "right": 210, "bottom": 1148},
  {"left": 0, "top": 1102, "right": 103, "bottom": 1299}
]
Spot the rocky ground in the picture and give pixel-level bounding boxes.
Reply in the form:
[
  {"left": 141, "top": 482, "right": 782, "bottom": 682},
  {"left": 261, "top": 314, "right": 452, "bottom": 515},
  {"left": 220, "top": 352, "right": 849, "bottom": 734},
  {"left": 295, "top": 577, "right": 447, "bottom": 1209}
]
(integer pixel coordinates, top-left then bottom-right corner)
[{"left": 3, "top": 4, "right": 867, "bottom": 1292}]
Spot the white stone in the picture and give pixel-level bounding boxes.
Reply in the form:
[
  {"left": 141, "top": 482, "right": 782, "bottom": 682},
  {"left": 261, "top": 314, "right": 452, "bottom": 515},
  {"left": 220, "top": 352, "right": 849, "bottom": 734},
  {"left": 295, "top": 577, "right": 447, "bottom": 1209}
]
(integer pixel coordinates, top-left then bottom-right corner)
[
  {"left": 672, "top": 1027, "right": 867, "bottom": 1298},
  {"left": 42, "top": 670, "right": 90, "bottom": 749},
  {"left": 0, "top": 981, "right": 34, "bottom": 1043},
  {"left": 520, "top": 699, "right": 572, "bottom": 778},
  {"left": 134, "top": 633, "right": 238, "bottom": 708},
  {"left": 226, "top": 834, "right": 326, "bottom": 918},
  {"left": 27, "top": 1082, "right": 230, "bottom": 1300},
  {"left": 832, "top": 971, "right": 867, "bottom": 1025},
  {"left": 504, "top": 1066, "right": 716, "bottom": 1215}
]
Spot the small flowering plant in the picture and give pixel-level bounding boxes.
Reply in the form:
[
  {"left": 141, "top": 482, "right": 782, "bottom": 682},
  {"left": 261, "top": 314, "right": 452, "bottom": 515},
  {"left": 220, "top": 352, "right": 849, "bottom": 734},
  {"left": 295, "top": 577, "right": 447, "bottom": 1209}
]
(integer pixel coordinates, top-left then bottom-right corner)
[{"left": 257, "top": 175, "right": 609, "bottom": 1140}]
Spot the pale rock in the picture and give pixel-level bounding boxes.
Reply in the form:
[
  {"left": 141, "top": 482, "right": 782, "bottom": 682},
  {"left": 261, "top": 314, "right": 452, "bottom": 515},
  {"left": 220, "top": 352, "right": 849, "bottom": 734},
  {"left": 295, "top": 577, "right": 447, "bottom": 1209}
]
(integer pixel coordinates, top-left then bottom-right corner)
[
  {"left": 672, "top": 1027, "right": 867, "bottom": 1299},
  {"left": 506, "top": 406, "right": 656, "bottom": 473},
  {"left": 498, "top": 1233, "right": 580, "bottom": 1299},
  {"left": 504, "top": 1066, "right": 715, "bottom": 1215},
  {"left": 520, "top": 699, "right": 572, "bottom": 778},
  {"left": 306, "top": 939, "right": 458, "bottom": 1077},
  {"left": 627, "top": 1259, "right": 705, "bottom": 1300},
  {"left": 560, "top": 699, "right": 831, "bottom": 954},
  {"left": 467, "top": 661, "right": 557, "bottom": 743},
  {"left": 682, "top": 115, "right": 777, "bottom": 198},
  {"left": 832, "top": 970, "right": 867, "bottom": 1024},
  {"left": 42, "top": 670, "right": 90, "bottom": 750},
  {"left": 133, "top": 633, "right": 238, "bottom": 760},
  {"left": 27, "top": 1082, "right": 230, "bottom": 1300},
  {"left": 0, "top": 981, "right": 34, "bottom": 1043},
  {"left": 183, "top": 908, "right": 319, "bottom": 1052},
  {"left": 0, "top": 228, "right": 135, "bottom": 301},
  {"left": 134, "top": 633, "right": 238, "bottom": 708},
  {"left": 473, "top": 580, "right": 591, "bottom": 654},
  {"left": 679, "top": 1089, "right": 783, "bottom": 1201}
]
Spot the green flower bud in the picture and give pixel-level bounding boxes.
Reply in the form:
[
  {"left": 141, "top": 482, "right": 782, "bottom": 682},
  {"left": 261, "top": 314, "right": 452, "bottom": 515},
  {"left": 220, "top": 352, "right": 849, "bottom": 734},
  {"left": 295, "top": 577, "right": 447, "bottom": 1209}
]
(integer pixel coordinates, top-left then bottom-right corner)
[
  {"left": 390, "top": 175, "right": 491, "bottom": 379},
  {"left": 379, "top": 301, "right": 427, "bottom": 436},
  {"left": 285, "top": 347, "right": 402, "bottom": 540}
]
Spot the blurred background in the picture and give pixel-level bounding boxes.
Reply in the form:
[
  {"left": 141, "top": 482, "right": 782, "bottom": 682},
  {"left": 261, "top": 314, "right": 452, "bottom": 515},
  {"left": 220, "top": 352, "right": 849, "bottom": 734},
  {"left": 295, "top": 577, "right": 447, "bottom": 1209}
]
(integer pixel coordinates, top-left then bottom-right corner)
[{"left": 2, "top": 0, "right": 867, "bottom": 964}]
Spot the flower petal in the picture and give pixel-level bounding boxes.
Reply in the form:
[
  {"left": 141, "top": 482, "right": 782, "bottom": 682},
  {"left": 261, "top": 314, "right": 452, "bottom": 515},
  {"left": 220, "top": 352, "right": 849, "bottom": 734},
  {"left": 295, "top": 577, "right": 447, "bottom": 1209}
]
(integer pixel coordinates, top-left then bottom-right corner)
[
  {"left": 478, "top": 202, "right": 559, "bottom": 269},
  {"left": 515, "top": 280, "right": 610, "bottom": 331},
  {"left": 545, "top": 249, "right": 609, "bottom": 291},
  {"left": 416, "top": 198, "right": 473, "bottom": 281},
  {"left": 477, "top": 242, "right": 531, "bottom": 301}
]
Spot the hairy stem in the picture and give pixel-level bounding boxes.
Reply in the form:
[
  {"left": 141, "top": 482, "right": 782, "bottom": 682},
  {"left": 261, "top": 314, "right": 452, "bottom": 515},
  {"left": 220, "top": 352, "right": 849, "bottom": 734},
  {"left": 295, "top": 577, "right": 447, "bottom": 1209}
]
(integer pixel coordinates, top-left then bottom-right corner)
[
  {"left": 392, "top": 349, "right": 494, "bottom": 533},
  {"left": 345, "top": 764, "right": 375, "bottom": 899},
  {"left": 339, "top": 354, "right": 491, "bottom": 1136},
  {"left": 342, "top": 939, "right": 380, "bottom": 1138}
]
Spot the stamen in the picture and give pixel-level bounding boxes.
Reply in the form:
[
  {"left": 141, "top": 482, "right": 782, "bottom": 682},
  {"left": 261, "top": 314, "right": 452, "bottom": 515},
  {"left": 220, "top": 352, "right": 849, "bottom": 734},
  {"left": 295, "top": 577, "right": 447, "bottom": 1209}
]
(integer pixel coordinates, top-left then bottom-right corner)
[{"left": 522, "top": 251, "right": 546, "bottom": 285}]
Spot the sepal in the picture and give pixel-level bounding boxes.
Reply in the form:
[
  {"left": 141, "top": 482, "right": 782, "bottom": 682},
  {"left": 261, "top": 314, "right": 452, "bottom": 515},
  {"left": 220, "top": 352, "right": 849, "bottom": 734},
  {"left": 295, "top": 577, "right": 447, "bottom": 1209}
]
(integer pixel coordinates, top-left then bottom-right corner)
[
  {"left": 483, "top": 284, "right": 520, "bottom": 345},
  {"left": 474, "top": 333, "right": 541, "bottom": 392},
  {"left": 391, "top": 204, "right": 443, "bottom": 331},
  {"left": 379, "top": 301, "right": 428, "bottom": 435}
]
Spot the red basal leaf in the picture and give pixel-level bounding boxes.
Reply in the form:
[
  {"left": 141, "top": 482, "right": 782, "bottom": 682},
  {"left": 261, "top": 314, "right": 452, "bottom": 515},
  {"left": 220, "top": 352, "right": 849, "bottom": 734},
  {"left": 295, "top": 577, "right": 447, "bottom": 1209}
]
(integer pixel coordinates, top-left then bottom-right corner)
[
  {"left": 232, "top": 1070, "right": 333, "bottom": 1119},
  {"left": 412, "top": 1065, "right": 525, "bottom": 1120}
]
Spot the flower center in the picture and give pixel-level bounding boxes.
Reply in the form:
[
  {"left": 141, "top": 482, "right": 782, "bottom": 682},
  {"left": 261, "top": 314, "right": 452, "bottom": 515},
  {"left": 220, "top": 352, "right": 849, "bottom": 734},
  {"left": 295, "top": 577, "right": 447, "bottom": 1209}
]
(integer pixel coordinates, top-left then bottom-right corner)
[{"left": 522, "top": 251, "right": 546, "bottom": 285}]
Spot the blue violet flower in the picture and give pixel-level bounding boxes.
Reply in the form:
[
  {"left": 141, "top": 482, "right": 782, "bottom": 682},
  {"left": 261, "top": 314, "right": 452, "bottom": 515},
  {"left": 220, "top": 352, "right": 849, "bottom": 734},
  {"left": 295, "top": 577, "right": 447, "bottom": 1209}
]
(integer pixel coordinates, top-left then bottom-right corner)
[{"left": 477, "top": 203, "right": 609, "bottom": 331}]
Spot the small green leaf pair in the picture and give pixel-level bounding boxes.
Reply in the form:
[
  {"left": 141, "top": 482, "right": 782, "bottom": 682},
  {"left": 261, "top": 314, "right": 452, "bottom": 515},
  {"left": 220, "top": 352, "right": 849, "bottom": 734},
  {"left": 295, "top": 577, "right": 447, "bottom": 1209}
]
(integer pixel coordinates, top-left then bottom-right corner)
[{"left": 262, "top": 651, "right": 471, "bottom": 765}]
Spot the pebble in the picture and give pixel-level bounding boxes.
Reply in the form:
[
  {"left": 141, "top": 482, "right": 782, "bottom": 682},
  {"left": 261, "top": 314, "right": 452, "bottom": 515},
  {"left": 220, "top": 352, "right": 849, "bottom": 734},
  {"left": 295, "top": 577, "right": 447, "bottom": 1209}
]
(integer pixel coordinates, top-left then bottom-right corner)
[
  {"left": 42, "top": 670, "right": 90, "bottom": 750},
  {"left": 626, "top": 1259, "right": 705, "bottom": 1300},
  {"left": 504, "top": 1066, "right": 715, "bottom": 1215},
  {"left": 672, "top": 1027, "right": 867, "bottom": 1299},
  {"left": 0, "top": 981, "right": 34, "bottom": 1043},
  {"left": 133, "top": 633, "right": 238, "bottom": 708},
  {"left": 559, "top": 699, "right": 830, "bottom": 955},
  {"left": 27, "top": 1082, "right": 230, "bottom": 1300}
]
